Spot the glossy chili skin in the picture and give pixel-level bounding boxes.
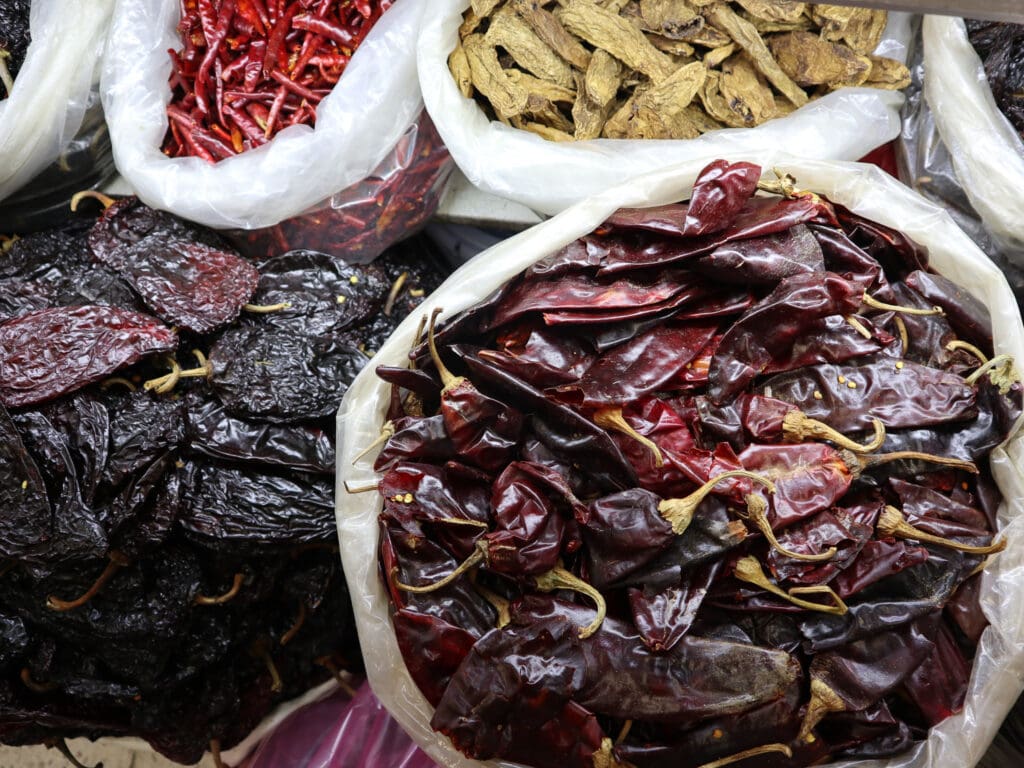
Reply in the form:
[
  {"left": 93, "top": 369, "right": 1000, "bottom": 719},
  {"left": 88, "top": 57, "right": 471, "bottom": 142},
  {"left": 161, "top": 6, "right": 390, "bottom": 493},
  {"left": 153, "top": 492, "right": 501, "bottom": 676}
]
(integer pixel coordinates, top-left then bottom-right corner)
[
  {"left": 760, "top": 360, "right": 977, "bottom": 433},
  {"left": 706, "top": 272, "right": 869, "bottom": 404}
]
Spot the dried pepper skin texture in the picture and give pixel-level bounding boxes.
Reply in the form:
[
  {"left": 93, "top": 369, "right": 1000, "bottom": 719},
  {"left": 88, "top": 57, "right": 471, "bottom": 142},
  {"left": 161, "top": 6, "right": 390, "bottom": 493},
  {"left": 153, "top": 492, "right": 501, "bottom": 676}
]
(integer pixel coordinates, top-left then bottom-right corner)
[
  {"left": 0, "top": 404, "right": 51, "bottom": 559},
  {"left": 245, "top": 250, "right": 389, "bottom": 335},
  {"left": 393, "top": 609, "right": 479, "bottom": 707},
  {"left": 111, "top": 237, "right": 259, "bottom": 333},
  {"left": 554, "top": 323, "right": 717, "bottom": 406},
  {"left": 692, "top": 224, "right": 825, "bottom": 284},
  {"left": 184, "top": 394, "right": 334, "bottom": 474},
  {"left": 905, "top": 269, "right": 993, "bottom": 352},
  {"left": 707, "top": 271, "right": 867, "bottom": 404},
  {"left": 0, "top": 306, "right": 177, "bottom": 407},
  {"left": 761, "top": 360, "right": 978, "bottom": 433},
  {"left": 179, "top": 463, "right": 336, "bottom": 548},
  {"left": 209, "top": 326, "right": 368, "bottom": 423},
  {"left": 677, "top": 159, "right": 763, "bottom": 237}
]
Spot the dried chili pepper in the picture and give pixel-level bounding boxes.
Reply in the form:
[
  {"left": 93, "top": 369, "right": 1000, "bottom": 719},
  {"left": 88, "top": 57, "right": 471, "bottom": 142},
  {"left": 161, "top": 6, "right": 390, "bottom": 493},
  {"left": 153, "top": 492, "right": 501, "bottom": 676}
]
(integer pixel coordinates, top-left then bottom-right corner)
[
  {"left": 163, "top": 0, "right": 393, "bottom": 156},
  {"left": 0, "top": 306, "right": 177, "bottom": 408}
]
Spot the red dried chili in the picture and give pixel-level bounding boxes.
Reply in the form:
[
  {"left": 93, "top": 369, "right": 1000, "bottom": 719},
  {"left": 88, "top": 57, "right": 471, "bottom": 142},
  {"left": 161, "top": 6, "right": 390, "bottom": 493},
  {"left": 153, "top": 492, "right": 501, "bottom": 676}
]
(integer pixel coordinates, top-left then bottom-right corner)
[{"left": 163, "top": 0, "right": 394, "bottom": 159}]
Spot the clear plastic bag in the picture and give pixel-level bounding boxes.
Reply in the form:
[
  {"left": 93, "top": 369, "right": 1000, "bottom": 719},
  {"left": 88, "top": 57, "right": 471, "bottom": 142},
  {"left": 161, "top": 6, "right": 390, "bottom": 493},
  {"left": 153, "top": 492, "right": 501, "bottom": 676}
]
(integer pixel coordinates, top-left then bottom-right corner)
[
  {"left": 224, "top": 112, "right": 454, "bottom": 264},
  {"left": 239, "top": 681, "right": 438, "bottom": 768},
  {"left": 922, "top": 16, "right": 1024, "bottom": 253},
  {"left": 336, "top": 154, "right": 1024, "bottom": 768},
  {"left": 418, "top": 0, "right": 912, "bottom": 216},
  {"left": 101, "top": 0, "right": 424, "bottom": 230},
  {"left": 897, "top": 20, "right": 1024, "bottom": 307},
  {"left": 0, "top": 0, "right": 113, "bottom": 204}
]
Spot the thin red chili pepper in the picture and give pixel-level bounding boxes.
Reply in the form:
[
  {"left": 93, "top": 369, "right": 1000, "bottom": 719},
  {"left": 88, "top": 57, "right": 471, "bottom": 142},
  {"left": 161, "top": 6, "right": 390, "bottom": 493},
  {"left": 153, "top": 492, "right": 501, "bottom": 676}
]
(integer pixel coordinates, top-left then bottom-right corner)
[
  {"left": 265, "top": 84, "right": 288, "bottom": 137},
  {"left": 192, "top": 127, "right": 237, "bottom": 160},
  {"left": 292, "top": 13, "right": 355, "bottom": 46},
  {"left": 291, "top": 32, "right": 322, "bottom": 77},
  {"left": 264, "top": 1, "right": 299, "bottom": 77},
  {"left": 269, "top": 69, "right": 322, "bottom": 102},
  {"left": 194, "top": 0, "right": 236, "bottom": 115},
  {"left": 223, "top": 101, "right": 267, "bottom": 144}
]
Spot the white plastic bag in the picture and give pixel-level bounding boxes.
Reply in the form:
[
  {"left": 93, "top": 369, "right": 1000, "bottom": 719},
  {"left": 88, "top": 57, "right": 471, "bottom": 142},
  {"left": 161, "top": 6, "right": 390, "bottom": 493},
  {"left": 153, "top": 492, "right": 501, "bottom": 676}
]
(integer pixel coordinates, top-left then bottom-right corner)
[
  {"left": 419, "top": 0, "right": 912, "bottom": 215},
  {"left": 336, "top": 153, "right": 1024, "bottom": 768},
  {"left": 923, "top": 16, "right": 1024, "bottom": 252},
  {"left": 101, "top": 0, "right": 423, "bottom": 230},
  {"left": 0, "top": 0, "right": 113, "bottom": 204}
]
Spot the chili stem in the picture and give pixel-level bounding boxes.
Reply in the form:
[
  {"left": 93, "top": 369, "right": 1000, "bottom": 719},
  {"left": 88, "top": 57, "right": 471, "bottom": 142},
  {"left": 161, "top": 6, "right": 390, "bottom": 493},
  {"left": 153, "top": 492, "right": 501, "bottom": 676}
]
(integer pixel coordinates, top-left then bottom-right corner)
[
  {"left": 47, "top": 552, "right": 130, "bottom": 612},
  {"left": 533, "top": 565, "right": 606, "bottom": 639},
  {"left": 782, "top": 411, "right": 885, "bottom": 453},
  {"left": 878, "top": 506, "right": 1007, "bottom": 555},
  {"left": 471, "top": 575, "right": 511, "bottom": 628},
  {"left": 659, "top": 470, "right": 774, "bottom": 535},
  {"left": 69, "top": 190, "right": 117, "bottom": 211},
  {"left": 844, "top": 315, "right": 872, "bottom": 339},
  {"left": 194, "top": 572, "right": 245, "bottom": 605},
  {"left": 733, "top": 556, "right": 847, "bottom": 614},
  {"left": 280, "top": 602, "right": 308, "bottom": 646},
  {"left": 594, "top": 407, "right": 664, "bottom": 468},
  {"left": 798, "top": 679, "right": 846, "bottom": 740},
  {"left": 352, "top": 421, "right": 396, "bottom": 464},
  {"left": 210, "top": 739, "right": 230, "bottom": 768},
  {"left": 395, "top": 541, "right": 487, "bottom": 594},
  {"left": 894, "top": 315, "right": 909, "bottom": 355},
  {"left": 383, "top": 271, "right": 409, "bottom": 317},
  {"left": 427, "top": 307, "right": 465, "bottom": 392},
  {"left": 47, "top": 739, "right": 99, "bottom": 768},
  {"left": 862, "top": 294, "right": 944, "bottom": 316},
  {"left": 243, "top": 301, "right": 292, "bottom": 313},
  {"left": 946, "top": 339, "right": 989, "bottom": 364},
  {"left": 695, "top": 743, "right": 793, "bottom": 768},
  {"left": 21, "top": 668, "right": 57, "bottom": 694},
  {"left": 848, "top": 450, "right": 978, "bottom": 476},
  {"left": 741, "top": 494, "right": 837, "bottom": 562}
]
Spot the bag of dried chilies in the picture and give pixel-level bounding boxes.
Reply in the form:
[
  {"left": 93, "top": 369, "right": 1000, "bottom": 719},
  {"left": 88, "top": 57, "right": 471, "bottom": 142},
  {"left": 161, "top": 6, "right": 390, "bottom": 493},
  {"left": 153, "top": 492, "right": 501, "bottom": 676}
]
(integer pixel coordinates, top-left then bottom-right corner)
[
  {"left": 419, "top": 0, "right": 912, "bottom": 214},
  {"left": 337, "top": 155, "right": 1024, "bottom": 768},
  {"left": 101, "top": 0, "right": 445, "bottom": 261},
  {"left": 0, "top": 0, "right": 113, "bottom": 204},
  {"left": 921, "top": 17, "right": 1024, "bottom": 253}
]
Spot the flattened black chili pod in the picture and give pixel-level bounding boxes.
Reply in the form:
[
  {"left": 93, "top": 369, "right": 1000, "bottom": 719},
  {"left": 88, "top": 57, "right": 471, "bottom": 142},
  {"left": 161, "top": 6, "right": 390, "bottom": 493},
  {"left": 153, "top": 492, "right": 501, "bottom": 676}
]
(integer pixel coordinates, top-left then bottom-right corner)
[
  {"left": 0, "top": 404, "right": 51, "bottom": 560},
  {"left": 207, "top": 326, "right": 369, "bottom": 423}
]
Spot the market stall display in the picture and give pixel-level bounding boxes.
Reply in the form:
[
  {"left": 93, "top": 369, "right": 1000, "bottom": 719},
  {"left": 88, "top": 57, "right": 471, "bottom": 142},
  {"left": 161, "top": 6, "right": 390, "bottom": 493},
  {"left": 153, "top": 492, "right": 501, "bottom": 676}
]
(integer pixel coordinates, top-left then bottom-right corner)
[
  {"left": 339, "top": 155, "right": 1024, "bottom": 768},
  {"left": 0, "top": 196, "right": 448, "bottom": 764}
]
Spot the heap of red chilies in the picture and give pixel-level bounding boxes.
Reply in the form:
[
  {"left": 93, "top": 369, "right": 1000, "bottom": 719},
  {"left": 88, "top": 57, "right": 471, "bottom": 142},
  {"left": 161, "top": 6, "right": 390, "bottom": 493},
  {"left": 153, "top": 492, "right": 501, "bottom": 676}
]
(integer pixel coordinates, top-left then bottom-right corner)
[{"left": 164, "top": 0, "right": 392, "bottom": 161}]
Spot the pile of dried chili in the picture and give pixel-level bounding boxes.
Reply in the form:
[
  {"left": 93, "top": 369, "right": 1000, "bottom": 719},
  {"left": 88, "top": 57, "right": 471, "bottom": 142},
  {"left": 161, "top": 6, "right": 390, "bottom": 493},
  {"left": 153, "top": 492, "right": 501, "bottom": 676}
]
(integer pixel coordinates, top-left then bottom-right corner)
[
  {"left": 225, "top": 113, "right": 453, "bottom": 262},
  {"left": 0, "top": 193, "right": 447, "bottom": 763},
  {"left": 163, "top": 0, "right": 393, "bottom": 161},
  {"left": 966, "top": 20, "right": 1024, "bottom": 140},
  {"left": 366, "top": 159, "right": 1022, "bottom": 768}
]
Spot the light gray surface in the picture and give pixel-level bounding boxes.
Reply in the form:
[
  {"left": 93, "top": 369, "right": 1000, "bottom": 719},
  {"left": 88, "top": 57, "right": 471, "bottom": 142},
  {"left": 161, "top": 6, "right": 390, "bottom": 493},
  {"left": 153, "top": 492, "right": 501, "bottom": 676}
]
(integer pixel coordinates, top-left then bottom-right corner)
[
  {"left": 824, "top": 0, "right": 1024, "bottom": 22},
  {"left": 0, "top": 741, "right": 214, "bottom": 768}
]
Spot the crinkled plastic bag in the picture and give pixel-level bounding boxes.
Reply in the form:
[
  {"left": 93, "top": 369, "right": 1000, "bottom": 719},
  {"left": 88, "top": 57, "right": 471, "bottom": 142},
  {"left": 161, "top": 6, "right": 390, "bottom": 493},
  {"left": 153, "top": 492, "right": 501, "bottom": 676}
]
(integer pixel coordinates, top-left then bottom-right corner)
[
  {"left": 418, "top": 0, "right": 912, "bottom": 215},
  {"left": 923, "top": 16, "right": 1024, "bottom": 252},
  {"left": 897, "top": 20, "right": 1024, "bottom": 306},
  {"left": 101, "top": 0, "right": 423, "bottom": 230},
  {"left": 336, "top": 154, "right": 1024, "bottom": 768},
  {"left": 239, "top": 681, "right": 438, "bottom": 768},
  {"left": 0, "top": 0, "right": 113, "bottom": 204},
  {"left": 225, "top": 111, "right": 454, "bottom": 264}
]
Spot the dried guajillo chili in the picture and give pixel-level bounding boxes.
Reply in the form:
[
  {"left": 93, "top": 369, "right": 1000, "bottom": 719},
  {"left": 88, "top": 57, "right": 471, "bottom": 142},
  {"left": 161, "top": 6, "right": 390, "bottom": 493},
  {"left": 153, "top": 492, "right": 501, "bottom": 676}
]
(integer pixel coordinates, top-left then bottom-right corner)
[{"left": 367, "top": 159, "right": 1019, "bottom": 768}]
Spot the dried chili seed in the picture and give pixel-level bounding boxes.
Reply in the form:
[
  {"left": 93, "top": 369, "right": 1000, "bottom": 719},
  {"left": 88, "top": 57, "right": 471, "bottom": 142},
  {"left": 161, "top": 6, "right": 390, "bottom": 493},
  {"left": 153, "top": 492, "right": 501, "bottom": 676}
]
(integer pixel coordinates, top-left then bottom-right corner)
[{"left": 0, "top": 306, "right": 177, "bottom": 408}]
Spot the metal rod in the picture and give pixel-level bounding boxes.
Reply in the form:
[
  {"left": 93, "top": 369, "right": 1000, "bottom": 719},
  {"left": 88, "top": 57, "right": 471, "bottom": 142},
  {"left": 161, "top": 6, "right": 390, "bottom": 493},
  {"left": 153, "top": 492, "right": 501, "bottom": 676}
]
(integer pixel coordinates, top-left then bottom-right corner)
[{"left": 818, "top": 0, "right": 1024, "bottom": 23}]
